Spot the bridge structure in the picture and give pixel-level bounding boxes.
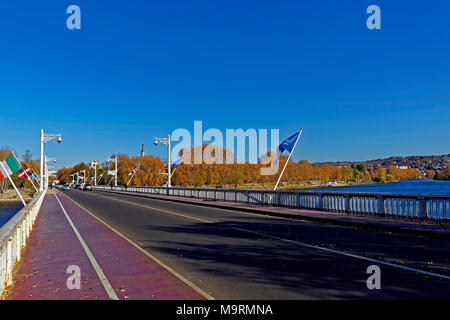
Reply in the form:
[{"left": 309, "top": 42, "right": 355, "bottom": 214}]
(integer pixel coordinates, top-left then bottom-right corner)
[{"left": 1, "top": 186, "right": 449, "bottom": 300}]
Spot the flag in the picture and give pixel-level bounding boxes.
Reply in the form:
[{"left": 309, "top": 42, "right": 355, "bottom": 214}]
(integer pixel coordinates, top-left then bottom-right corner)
[
  {"left": 0, "top": 154, "right": 21, "bottom": 181},
  {"left": 17, "top": 164, "right": 32, "bottom": 180},
  {"left": 276, "top": 131, "right": 301, "bottom": 163},
  {"left": 128, "top": 167, "right": 138, "bottom": 176},
  {"left": 128, "top": 163, "right": 140, "bottom": 176},
  {"left": 172, "top": 158, "right": 182, "bottom": 168},
  {"left": 29, "top": 169, "right": 39, "bottom": 182},
  {"left": 29, "top": 171, "right": 38, "bottom": 181}
]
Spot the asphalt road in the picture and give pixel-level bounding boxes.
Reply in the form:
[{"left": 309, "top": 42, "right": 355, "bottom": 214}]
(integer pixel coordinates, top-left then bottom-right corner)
[{"left": 62, "top": 189, "right": 450, "bottom": 299}]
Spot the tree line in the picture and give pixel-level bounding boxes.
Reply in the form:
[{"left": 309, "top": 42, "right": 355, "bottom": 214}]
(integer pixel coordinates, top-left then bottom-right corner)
[
  {"left": 2, "top": 146, "right": 448, "bottom": 192},
  {"left": 54, "top": 146, "right": 428, "bottom": 189}
]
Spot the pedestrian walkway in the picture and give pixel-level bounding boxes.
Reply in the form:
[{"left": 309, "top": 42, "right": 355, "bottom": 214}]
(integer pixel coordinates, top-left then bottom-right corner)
[
  {"left": 99, "top": 189, "right": 450, "bottom": 240},
  {"left": 6, "top": 192, "right": 207, "bottom": 300}
]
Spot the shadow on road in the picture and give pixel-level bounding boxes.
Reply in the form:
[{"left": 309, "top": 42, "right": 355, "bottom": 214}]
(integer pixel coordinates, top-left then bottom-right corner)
[{"left": 138, "top": 219, "right": 450, "bottom": 299}]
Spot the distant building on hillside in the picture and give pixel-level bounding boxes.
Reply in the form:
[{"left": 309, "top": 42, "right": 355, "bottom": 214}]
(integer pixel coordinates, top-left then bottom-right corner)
[{"left": 141, "top": 144, "right": 145, "bottom": 157}]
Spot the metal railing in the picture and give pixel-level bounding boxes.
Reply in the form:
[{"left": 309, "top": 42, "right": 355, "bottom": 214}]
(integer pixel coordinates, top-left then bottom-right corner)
[
  {"left": 0, "top": 191, "right": 45, "bottom": 295},
  {"left": 93, "top": 185, "right": 450, "bottom": 222}
]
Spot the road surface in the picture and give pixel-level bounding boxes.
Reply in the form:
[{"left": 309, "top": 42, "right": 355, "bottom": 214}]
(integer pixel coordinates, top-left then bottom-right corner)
[{"left": 61, "top": 189, "right": 450, "bottom": 299}]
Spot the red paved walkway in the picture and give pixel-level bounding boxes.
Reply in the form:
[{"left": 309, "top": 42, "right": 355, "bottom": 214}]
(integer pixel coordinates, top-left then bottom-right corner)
[{"left": 7, "top": 193, "right": 206, "bottom": 300}]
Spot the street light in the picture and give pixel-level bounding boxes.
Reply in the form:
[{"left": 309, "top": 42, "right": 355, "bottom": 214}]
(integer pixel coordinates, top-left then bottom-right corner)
[
  {"left": 44, "top": 156, "right": 56, "bottom": 189},
  {"left": 40, "top": 129, "right": 62, "bottom": 191},
  {"left": 107, "top": 156, "right": 118, "bottom": 186},
  {"left": 79, "top": 169, "right": 86, "bottom": 185},
  {"left": 154, "top": 134, "right": 171, "bottom": 187},
  {"left": 90, "top": 161, "right": 99, "bottom": 186}
]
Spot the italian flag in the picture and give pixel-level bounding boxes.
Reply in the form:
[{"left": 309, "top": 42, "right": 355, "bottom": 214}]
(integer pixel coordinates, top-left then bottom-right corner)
[{"left": 0, "top": 154, "right": 22, "bottom": 182}]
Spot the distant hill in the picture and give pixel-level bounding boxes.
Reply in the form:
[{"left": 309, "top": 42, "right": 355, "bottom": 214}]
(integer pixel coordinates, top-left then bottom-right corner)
[{"left": 319, "top": 154, "right": 450, "bottom": 173}]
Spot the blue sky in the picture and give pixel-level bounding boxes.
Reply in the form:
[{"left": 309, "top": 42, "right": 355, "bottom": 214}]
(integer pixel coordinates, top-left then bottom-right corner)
[{"left": 0, "top": 1, "right": 449, "bottom": 168}]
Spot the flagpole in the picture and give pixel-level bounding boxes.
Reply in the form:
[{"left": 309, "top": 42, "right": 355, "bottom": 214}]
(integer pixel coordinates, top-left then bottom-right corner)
[
  {"left": 273, "top": 129, "right": 303, "bottom": 191},
  {"left": 12, "top": 152, "right": 38, "bottom": 192},
  {"left": 170, "top": 166, "right": 177, "bottom": 178},
  {"left": 0, "top": 160, "right": 26, "bottom": 206},
  {"left": 127, "top": 163, "right": 141, "bottom": 186},
  {"left": 96, "top": 173, "right": 104, "bottom": 184}
]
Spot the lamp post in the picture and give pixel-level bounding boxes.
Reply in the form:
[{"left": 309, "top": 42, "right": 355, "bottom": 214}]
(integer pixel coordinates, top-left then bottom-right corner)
[
  {"left": 44, "top": 156, "right": 56, "bottom": 189},
  {"left": 154, "top": 134, "right": 171, "bottom": 187},
  {"left": 40, "top": 129, "right": 62, "bottom": 191},
  {"left": 108, "top": 156, "right": 118, "bottom": 186},
  {"left": 90, "top": 161, "right": 99, "bottom": 185},
  {"left": 79, "top": 169, "right": 86, "bottom": 185}
]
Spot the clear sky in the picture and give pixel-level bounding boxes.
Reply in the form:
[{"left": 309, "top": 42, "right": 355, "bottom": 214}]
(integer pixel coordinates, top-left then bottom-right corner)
[{"left": 0, "top": 1, "right": 449, "bottom": 169}]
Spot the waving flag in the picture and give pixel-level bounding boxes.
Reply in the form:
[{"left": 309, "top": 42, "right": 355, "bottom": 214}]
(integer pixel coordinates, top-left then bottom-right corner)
[
  {"left": 0, "top": 154, "right": 21, "bottom": 181},
  {"left": 172, "top": 158, "right": 182, "bottom": 168},
  {"left": 29, "top": 171, "right": 38, "bottom": 181},
  {"left": 273, "top": 129, "right": 303, "bottom": 190},
  {"left": 128, "top": 163, "right": 140, "bottom": 176},
  {"left": 276, "top": 131, "right": 301, "bottom": 163},
  {"left": 17, "top": 164, "right": 33, "bottom": 180}
]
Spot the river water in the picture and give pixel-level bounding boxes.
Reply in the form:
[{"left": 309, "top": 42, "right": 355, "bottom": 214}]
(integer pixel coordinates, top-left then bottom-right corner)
[
  {"left": 311, "top": 179, "right": 450, "bottom": 195},
  {"left": 0, "top": 203, "right": 23, "bottom": 228}
]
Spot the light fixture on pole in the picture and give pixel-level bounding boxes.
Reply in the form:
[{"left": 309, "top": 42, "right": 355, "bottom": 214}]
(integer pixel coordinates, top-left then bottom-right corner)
[
  {"left": 90, "top": 161, "right": 99, "bottom": 186},
  {"left": 44, "top": 156, "right": 56, "bottom": 189},
  {"left": 70, "top": 173, "right": 75, "bottom": 184},
  {"left": 79, "top": 169, "right": 86, "bottom": 185},
  {"left": 154, "top": 135, "right": 171, "bottom": 187},
  {"left": 107, "top": 156, "right": 118, "bottom": 186},
  {"left": 40, "top": 129, "right": 62, "bottom": 191}
]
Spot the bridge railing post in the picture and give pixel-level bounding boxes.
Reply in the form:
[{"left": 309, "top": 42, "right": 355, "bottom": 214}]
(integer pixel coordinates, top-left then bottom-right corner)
[
  {"left": 344, "top": 194, "right": 351, "bottom": 213},
  {"left": 380, "top": 195, "right": 386, "bottom": 215},
  {"left": 318, "top": 194, "right": 323, "bottom": 210},
  {"left": 419, "top": 197, "right": 427, "bottom": 220}
]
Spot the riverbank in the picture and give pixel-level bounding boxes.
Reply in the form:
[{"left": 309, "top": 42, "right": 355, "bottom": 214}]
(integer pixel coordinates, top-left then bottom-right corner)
[
  {"left": 168, "top": 181, "right": 379, "bottom": 191},
  {"left": 0, "top": 188, "right": 35, "bottom": 202}
]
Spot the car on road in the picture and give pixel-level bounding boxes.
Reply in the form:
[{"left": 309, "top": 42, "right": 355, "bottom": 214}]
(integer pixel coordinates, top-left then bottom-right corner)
[
  {"left": 62, "top": 184, "right": 71, "bottom": 191},
  {"left": 82, "top": 184, "right": 92, "bottom": 191}
]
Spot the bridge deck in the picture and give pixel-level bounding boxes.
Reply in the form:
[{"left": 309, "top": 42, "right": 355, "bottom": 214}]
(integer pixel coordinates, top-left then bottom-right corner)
[
  {"left": 96, "top": 189, "right": 450, "bottom": 240},
  {"left": 6, "top": 193, "right": 206, "bottom": 300}
]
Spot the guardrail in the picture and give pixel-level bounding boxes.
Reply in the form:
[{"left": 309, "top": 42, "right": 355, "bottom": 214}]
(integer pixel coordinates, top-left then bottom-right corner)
[
  {"left": 0, "top": 191, "right": 45, "bottom": 295},
  {"left": 93, "top": 185, "right": 450, "bottom": 222}
]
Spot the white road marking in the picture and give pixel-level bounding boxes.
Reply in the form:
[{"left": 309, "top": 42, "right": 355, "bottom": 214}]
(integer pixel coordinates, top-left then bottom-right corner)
[
  {"left": 54, "top": 194, "right": 119, "bottom": 300},
  {"left": 99, "top": 194, "right": 450, "bottom": 281},
  {"left": 59, "top": 192, "right": 214, "bottom": 300}
]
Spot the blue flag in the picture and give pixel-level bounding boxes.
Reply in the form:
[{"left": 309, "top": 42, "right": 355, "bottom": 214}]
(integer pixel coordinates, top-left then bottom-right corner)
[
  {"left": 172, "top": 158, "right": 182, "bottom": 168},
  {"left": 276, "top": 131, "right": 301, "bottom": 163}
]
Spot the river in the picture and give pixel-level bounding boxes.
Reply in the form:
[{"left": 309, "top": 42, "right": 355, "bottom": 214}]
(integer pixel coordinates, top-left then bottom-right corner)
[
  {"left": 0, "top": 203, "right": 23, "bottom": 228},
  {"left": 311, "top": 179, "right": 450, "bottom": 195}
]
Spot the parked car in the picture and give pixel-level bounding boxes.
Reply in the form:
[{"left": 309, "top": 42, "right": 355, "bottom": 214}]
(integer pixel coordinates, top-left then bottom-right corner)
[
  {"left": 82, "top": 184, "right": 92, "bottom": 191},
  {"left": 62, "top": 184, "right": 71, "bottom": 191}
]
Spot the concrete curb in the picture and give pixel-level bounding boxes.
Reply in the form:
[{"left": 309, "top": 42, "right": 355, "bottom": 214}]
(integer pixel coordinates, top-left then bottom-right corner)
[{"left": 93, "top": 189, "right": 450, "bottom": 241}]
